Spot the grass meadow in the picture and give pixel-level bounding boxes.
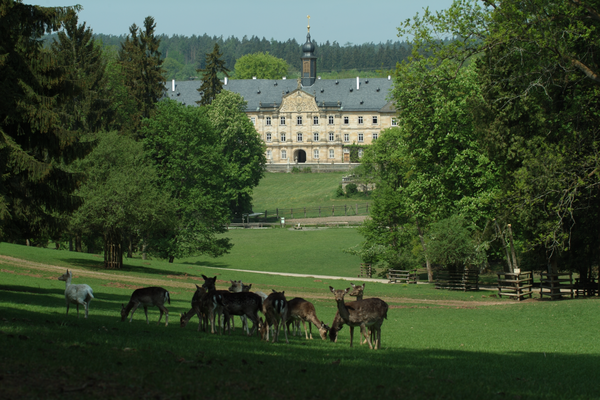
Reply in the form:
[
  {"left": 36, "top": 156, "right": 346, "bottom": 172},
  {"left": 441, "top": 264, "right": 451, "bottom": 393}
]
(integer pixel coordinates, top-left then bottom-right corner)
[
  {"left": 1, "top": 229, "right": 600, "bottom": 399},
  {"left": 251, "top": 171, "right": 370, "bottom": 212}
]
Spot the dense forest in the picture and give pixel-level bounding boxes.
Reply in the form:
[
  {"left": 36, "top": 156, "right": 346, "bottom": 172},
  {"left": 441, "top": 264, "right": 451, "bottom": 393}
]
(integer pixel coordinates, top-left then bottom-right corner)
[{"left": 70, "top": 33, "right": 411, "bottom": 80}]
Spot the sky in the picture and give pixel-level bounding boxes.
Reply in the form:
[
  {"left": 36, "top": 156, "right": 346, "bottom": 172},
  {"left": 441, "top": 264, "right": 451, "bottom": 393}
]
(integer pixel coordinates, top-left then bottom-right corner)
[{"left": 34, "top": 0, "right": 455, "bottom": 45}]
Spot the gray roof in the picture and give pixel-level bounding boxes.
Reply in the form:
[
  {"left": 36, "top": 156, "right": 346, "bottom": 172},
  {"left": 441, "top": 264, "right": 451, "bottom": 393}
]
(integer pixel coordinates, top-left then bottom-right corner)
[{"left": 165, "top": 77, "right": 395, "bottom": 112}]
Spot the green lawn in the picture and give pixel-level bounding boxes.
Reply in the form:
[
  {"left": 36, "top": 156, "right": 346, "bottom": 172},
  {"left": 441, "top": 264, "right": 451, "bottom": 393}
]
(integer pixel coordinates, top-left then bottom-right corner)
[
  {"left": 1, "top": 233, "right": 600, "bottom": 399},
  {"left": 252, "top": 171, "right": 370, "bottom": 213}
]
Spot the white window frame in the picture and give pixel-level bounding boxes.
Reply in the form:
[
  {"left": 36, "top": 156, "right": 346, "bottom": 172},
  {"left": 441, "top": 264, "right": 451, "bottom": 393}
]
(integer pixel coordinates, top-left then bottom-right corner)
[
  {"left": 297, "top": 132, "right": 303, "bottom": 142},
  {"left": 297, "top": 116, "right": 303, "bottom": 125},
  {"left": 358, "top": 133, "right": 364, "bottom": 142},
  {"left": 372, "top": 132, "right": 378, "bottom": 141},
  {"left": 344, "top": 133, "right": 349, "bottom": 142},
  {"left": 266, "top": 116, "right": 272, "bottom": 126},
  {"left": 391, "top": 118, "right": 397, "bottom": 126},
  {"left": 251, "top": 117, "right": 256, "bottom": 125},
  {"left": 328, "top": 115, "right": 334, "bottom": 125},
  {"left": 358, "top": 116, "right": 364, "bottom": 124},
  {"left": 329, "top": 149, "right": 334, "bottom": 158},
  {"left": 314, "top": 149, "right": 319, "bottom": 159},
  {"left": 358, "top": 148, "right": 364, "bottom": 158},
  {"left": 280, "top": 116, "right": 286, "bottom": 125},
  {"left": 343, "top": 116, "right": 349, "bottom": 125},
  {"left": 267, "top": 149, "right": 272, "bottom": 159},
  {"left": 281, "top": 150, "right": 287, "bottom": 159},
  {"left": 313, "top": 116, "right": 319, "bottom": 125},
  {"left": 313, "top": 132, "right": 319, "bottom": 141},
  {"left": 281, "top": 133, "right": 286, "bottom": 142},
  {"left": 266, "top": 133, "right": 272, "bottom": 142},
  {"left": 372, "top": 116, "right": 378, "bottom": 124},
  {"left": 329, "top": 132, "right": 334, "bottom": 141}
]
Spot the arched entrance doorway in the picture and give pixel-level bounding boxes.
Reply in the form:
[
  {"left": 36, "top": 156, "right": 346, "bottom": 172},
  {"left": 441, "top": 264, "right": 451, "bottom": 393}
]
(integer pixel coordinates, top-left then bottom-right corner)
[{"left": 294, "top": 149, "right": 306, "bottom": 163}]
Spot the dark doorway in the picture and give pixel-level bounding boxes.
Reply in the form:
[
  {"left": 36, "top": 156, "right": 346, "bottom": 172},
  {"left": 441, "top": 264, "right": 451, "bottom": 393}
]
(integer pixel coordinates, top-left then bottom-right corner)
[{"left": 295, "top": 149, "right": 306, "bottom": 163}]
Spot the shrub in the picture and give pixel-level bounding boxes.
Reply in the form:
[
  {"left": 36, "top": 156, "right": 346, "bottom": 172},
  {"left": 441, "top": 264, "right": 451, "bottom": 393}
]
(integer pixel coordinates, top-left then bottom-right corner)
[
  {"left": 345, "top": 183, "right": 358, "bottom": 197},
  {"left": 335, "top": 184, "right": 345, "bottom": 198}
]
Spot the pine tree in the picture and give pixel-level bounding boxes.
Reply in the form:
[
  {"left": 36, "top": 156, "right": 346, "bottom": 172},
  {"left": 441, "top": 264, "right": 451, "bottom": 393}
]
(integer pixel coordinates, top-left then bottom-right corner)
[
  {"left": 118, "top": 16, "right": 165, "bottom": 136},
  {"left": 0, "top": 1, "right": 88, "bottom": 243},
  {"left": 197, "top": 43, "right": 229, "bottom": 106},
  {"left": 51, "top": 14, "right": 110, "bottom": 133}
]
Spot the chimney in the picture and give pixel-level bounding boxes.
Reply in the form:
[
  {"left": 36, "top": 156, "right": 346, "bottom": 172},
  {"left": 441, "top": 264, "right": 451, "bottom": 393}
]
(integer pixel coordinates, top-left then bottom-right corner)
[
  {"left": 172, "top": 79, "right": 175, "bottom": 92},
  {"left": 224, "top": 77, "right": 228, "bottom": 85},
  {"left": 388, "top": 75, "right": 391, "bottom": 80},
  {"left": 356, "top": 77, "right": 360, "bottom": 90}
]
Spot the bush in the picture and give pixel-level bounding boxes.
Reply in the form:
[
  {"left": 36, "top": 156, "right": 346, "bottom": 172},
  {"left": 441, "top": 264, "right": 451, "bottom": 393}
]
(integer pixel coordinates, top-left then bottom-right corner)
[
  {"left": 291, "top": 166, "right": 301, "bottom": 173},
  {"left": 335, "top": 184, "right": 345, "bottom": 198},
  {"left": 345, "top": 183, "right": 358, "bottom": 197},
  {"left": 302, "top": 167, "right": 312, "bottom": 173}
]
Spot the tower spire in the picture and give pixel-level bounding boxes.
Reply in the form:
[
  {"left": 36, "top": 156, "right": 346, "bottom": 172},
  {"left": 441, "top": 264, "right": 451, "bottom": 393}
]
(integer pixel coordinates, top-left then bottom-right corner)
[{"left": 301, "top": 18, "right": 317, "bottom": 87}]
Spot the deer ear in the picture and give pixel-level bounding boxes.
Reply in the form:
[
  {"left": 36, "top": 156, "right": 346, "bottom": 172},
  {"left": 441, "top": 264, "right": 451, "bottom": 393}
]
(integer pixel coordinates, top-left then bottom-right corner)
[
  {"left": 350, "top": 282, "right": 356, "bottom": 288},
  {"left": 196, "top": 284, "right": 201, "bottom": 289},
  {"left": 329, "top": 286, "right": 335, "bottom": 293},
  {"left": 345, "top": 288, "right": 350, "bottom": 293},
  {"left": 362, "top": 283, "right": 366, "bottom": 289},
  {"left": 202, "top": 274, "right": 208, "bottom": 280}
]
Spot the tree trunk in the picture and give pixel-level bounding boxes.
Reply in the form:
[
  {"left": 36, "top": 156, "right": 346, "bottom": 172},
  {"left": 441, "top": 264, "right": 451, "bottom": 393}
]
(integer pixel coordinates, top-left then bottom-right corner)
[
  {"left": 75, "top": 235, "right": 82, "bottom": 253},
  {"left": 104, "top": 231, "right": 123, "bottom": 269},
  {"left": 168, "top": 255, "right": 175, "bottom": 263},
  {"left": 141, "top": 238, "right": 148, "bottom": 261},
  {"left": 495, "top": 220, "right": 512, "bottom": 273},
  {"left": 415, "top": 218, "right": 433, "bottom": 282},
  {"left": 507, "top": 224, "right": 519, "bottom": 271},
  {"left": 127, "top": 235, "right": 133, "bottom": 258}
]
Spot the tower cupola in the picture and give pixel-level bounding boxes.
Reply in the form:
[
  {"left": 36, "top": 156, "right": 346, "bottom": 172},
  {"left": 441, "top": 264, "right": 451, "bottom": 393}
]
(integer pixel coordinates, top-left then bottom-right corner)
[{"left": 301, "top": 16, "right": 317, "bottom": 87}]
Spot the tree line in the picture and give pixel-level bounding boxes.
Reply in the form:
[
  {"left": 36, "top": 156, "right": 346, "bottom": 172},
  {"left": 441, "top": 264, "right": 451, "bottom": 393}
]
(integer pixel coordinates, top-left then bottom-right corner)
[
  {"left": 352, "top": 0, "right": 600, "bottom": 283},
  {"left": 1, "top": 1, "right": 265, "bottom": 268},
  {"left": 84, "top": 33, "right": 411, "bottom": 80}
]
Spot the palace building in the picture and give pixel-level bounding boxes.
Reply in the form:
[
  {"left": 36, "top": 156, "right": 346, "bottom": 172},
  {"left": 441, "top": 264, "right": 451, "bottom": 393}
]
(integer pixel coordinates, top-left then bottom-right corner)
[{"left": 166, "top": 25, "right": 396, "bottom": 168}]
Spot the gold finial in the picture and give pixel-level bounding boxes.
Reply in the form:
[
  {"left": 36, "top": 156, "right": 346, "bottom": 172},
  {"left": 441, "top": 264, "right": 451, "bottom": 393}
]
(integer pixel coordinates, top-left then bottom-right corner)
[{"left": 307, "top": 15, "right": 310, "bottom": 32}]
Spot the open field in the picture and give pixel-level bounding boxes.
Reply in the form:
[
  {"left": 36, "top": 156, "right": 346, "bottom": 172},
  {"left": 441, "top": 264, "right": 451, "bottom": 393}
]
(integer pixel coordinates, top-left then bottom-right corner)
[
  {"left": 252, "top": 171, "right": 369, "bottom": 211},
  {"left": 1, "top": 234, "right": 600, "bottom": 399}
]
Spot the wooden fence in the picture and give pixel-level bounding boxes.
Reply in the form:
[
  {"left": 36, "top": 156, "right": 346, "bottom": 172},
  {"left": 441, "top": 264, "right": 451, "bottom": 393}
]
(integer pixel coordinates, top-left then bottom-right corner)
[
  {"left": 435, "top": 269, "right": 480, "bottom": 291},
  {"left": 257, "top": 203, "right": 371, "bottom": 220},
  {"left": 497, "top": 271, "right": 533, "bottom": 301}
]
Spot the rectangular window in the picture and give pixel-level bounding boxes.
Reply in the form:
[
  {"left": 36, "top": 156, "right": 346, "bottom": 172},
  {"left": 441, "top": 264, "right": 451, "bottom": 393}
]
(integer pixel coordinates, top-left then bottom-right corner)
[
  {"left": 313, "top": 116, "right": 319, "bottom": 125},
  {"left": 281, "top": 133, "right": 286, "bottom": 142},
  {"left": 329, "top": 149, "right": 334, "bottom": 158},
  {"left": 329, "top": 132, "right": 334, "bottom": 141},
  {"left": 266, "top": 117, "right": 272, "bottom": 126},
  {"left": 297, "top": 132, "right": 303, "bottom": 142},
  {"left": 297, "top": 116, "right": 303, "bottom": 125},
  {"left": 343, "top": 116, "right": 349, "bottom": 125},
  {"left": 372, "top": 116, "right": 378, "bottom": 124},
  {"left": 344, "top": 133, "right": 349, "bottom": 142},
  {"left": 313, "top": 132, "right": 319, "bottom": 141},
  {"left": 281, "top": 150, "right": 287, "bottom": 159},
  {"left": 251, "top": 117, "right": 256, "bottom": 125},
  {"left": 328, "top": 115, "right": 334, "bottom": 125},
  {"left": 267, "top": 149, "right": 272, "bottom": 159},
  {"left": 391, "top": 118, "right": 397, "bottom": 126},
  {"left": 358, "top": 133, "right": 364, "bottom": 142},
  {"left": 314, "top": 149, "right": 319, "bottom": 159},
  {"left": 358, "top": 116, "right": 364, "bottom": 124},
  {"left": 358, "top": 148, "right": 364, "bottom": 158},
  {"left": 280, "top": 116, "right": 286, "bottom": 125},
  {"left": 372, "top": 132, "right": 378, "bottom": 141},
  {"left": 266, "top": 133, "right": 272, "bottom": 142}
]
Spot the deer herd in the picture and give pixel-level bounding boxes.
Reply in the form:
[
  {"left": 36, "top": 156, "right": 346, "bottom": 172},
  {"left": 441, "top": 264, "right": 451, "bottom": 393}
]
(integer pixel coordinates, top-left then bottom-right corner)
[{"left": 57, "top": 270, "right": 389, "bottom": 350}]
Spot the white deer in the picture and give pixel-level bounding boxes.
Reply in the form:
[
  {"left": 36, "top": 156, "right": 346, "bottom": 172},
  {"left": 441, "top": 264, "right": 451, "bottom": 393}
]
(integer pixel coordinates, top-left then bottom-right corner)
[
  {"left": 329, "top": 286, "right": 388, "bottom": 350},
  {"left": 58, "top": 270, "right": 94, "bottom": 319},
  {"left": 286, "top": 297, "right": 329, "bottom": 340},
  {"left": 121, "top": 287, "right": 170, "bottom": 326}
]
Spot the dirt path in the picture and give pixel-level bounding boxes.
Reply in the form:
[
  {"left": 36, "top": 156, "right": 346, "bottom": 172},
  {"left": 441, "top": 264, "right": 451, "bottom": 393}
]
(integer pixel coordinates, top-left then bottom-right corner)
[
  {"left": 285, "top": 215, "right": 368, "bottom": 225},
  {"left": 0, "top": 254, "right": 524, "bottom": 307}
]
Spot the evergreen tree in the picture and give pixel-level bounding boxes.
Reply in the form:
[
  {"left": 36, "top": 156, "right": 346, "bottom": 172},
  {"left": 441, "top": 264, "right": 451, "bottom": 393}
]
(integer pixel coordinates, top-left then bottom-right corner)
[
  {"left": 51, "top": 14, "right": 110, "bottom": 133},
  {"left": 118, "top": 16, "right": 165, "bottom": 136},
  {"left": 0, "top": 1, "right": 88, "bottom": 243},
  {"left": 197, "top": 43, "right": 229, "bottom": 106}
]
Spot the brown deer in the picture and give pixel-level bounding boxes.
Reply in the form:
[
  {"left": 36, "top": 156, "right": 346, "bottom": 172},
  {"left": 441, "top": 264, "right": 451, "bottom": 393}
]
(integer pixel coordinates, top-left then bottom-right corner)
[
  {"left": 329, "top": 286, "right": 388, "bottom": 350},
  {"left": 180, "top": 285, "right": 208, "bottom": 331},
  {"left": 348, "top": 283, "right": 370, "bottom": 344},
  {"left": 286, "top": 297, "right": 329, "bottom": 340},
  {"left": 121, "top": 287, "right": 170, "bottom": 326},
  {"left": 201, "top": 275, "right": 229, "bottom": 334},
  {"left": 261, "top": 290, "right": 289, "bottom": 343},
  {"left": 227, "top": 280, "right": 254, "bottom": 334}
]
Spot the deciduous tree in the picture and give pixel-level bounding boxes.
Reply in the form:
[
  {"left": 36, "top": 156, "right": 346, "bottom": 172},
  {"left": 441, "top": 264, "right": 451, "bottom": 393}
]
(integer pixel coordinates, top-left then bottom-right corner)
[{"left": 233, "top": 52, "right": 289, "bottom": 79}]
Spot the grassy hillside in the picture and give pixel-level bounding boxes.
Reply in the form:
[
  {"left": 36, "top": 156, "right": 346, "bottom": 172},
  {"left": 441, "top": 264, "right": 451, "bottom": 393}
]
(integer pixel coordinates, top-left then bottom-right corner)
[
  {"left": 251, "top": 171, "right": 370, "bottom": 211},
  {"left": 1, "top": 235, "right": 600, "bottom": 399}
]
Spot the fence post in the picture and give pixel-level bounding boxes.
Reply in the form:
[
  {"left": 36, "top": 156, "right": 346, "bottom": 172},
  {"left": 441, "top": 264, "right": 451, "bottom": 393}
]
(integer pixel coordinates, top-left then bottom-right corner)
[
  {"left": 332, "top": 205, "right": 335, "bottom": 216},
  {"left": 319, "top": 206, "right": 321, "bottom": 218},
  {"left": 345, "top": 204, "right": 347, "bottom": 216},
  {"left": 291, "top": 208, "right": 293, "bottom": 219},
  {"left": 356, "top": 203, "right": 358, "bottom": 215},
  {"left": 265, "top": 210, "right": 268, "bottom": 219},
  {"left": 276, "top": 208, "right": 279, "bottom": 218},
  {"left": 304, "top": 207, "right": 306, "bottom": 218}
]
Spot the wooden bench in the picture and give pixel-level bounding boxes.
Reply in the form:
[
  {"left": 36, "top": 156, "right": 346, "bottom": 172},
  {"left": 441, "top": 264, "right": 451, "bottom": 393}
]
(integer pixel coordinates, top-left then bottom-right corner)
[
  {"left": 387, "top": 269, "right": 418, "bottom": 284},
  {"left": 435, "top": 269, "right": 479, "bottom": 291},
  {"left": 574, "top": 278, "right": 598, "bottom": 297},
  {"left": 497, "top": 271, "right": 533, "bottom": 301}
]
